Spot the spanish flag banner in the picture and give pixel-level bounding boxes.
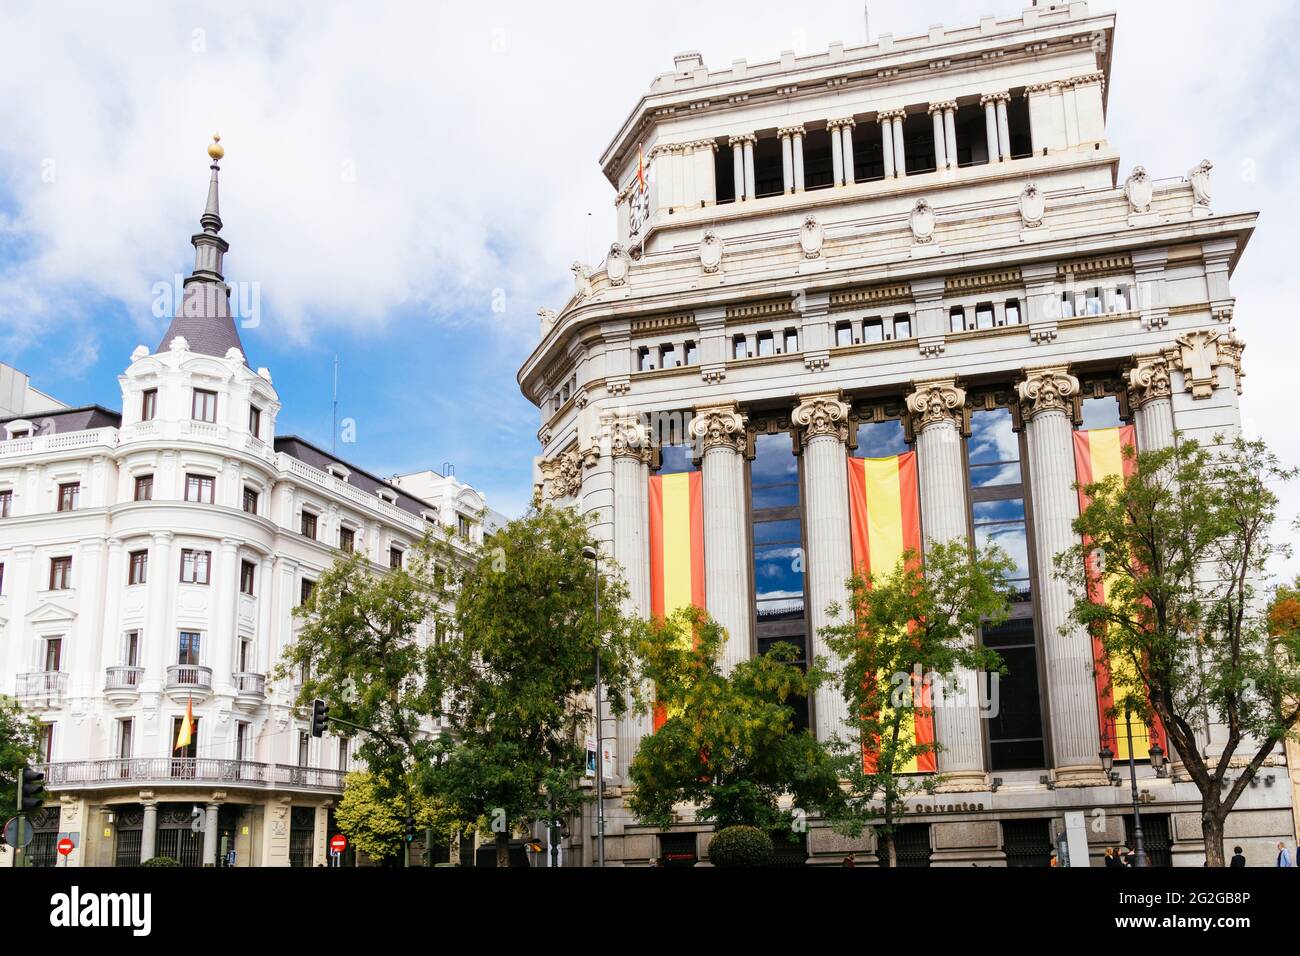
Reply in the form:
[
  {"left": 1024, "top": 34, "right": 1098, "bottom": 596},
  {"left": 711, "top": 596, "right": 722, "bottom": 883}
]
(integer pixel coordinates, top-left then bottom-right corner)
[
  {"left": 847, "top": 452, "right": 935, "bottom": 774},
  {"left": 1072, "top": 425, "right": 1167, "bottom": 761},
  {"left": 174, "top": 696, "right": 194, "bottom": 751},
  {"left": 648, "top": 470, "right": 705, "bottom": 730}
]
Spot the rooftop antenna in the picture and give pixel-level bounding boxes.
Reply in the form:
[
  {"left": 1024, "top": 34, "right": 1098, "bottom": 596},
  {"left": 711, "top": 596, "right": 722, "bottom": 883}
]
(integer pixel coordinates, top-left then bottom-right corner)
[{"left": 331, "top": 354, "right": 339, "bottom": 455}]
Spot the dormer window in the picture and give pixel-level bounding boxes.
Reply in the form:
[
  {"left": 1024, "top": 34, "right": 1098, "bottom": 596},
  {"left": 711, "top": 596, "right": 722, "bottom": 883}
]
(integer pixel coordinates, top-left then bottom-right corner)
[
  {"left": 192, "top": 389, "right": 218, "bottom": 423},
  {"left": 377, "top": 489, "right": 397, "bottom": 504},
  {"left": 141, "top": 389, "right": 158, "bottom": 422},
  {"left": 325, "top": 463, "right": 350, "bottom": 480},
  {"left": 457, "top": 515, "right": 471, "bottom": 538}
]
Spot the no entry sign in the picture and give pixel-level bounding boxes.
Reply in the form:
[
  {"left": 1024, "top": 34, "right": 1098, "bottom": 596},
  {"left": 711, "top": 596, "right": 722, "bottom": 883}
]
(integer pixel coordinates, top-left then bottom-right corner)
[
  {"left": 329, "top": 833, "right": 347, "bottom": 854},
  {"left": 57, "top": 837, "right": 74, "bottom": 857}
]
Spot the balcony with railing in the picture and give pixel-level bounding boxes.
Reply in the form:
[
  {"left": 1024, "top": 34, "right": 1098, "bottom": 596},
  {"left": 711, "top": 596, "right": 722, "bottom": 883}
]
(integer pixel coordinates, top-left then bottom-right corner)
[
  {"left": 104, "top": 666, "right": 145, "bottom": 704},
  {"left": 232, "top": 671, "right": 267, "bottom": 712},
  {"left": 165, "top": 664, "right": 213, "bottom": 702},
  {"left": 16, "top": 671, "right": 68, "bottom": 708},
  {"left": 39, "top": 758, "right": 347, "bottom": 794}
]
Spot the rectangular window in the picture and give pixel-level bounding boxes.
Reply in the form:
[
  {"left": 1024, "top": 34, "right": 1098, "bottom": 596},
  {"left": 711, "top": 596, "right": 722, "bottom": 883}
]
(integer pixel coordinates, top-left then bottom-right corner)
[
  {"left": 40, "top": 724, "right": 54, "bottom": 762},
  {"left": 1060, "top": 294, "right": 1075, "bottom": 319},
  {"left": 975, "top": 303, "right": 995, "bottom": 330},
  {"left": 236, "top": 721, "right": 250, "bottom": 762},
  {"left": 192, "top": 389, "right": 218, "bottom": 423},
  {"left": 949, "top": 306, "right": 967, "bottom": 332},
  {"left": 248, "top": 405, "right": 261, "bottom": 438},
  {"left": 134, "top": 474, "right": 153, "bottom": 501},
  {"left": 835, "top": 321, "right": 853, "bottom": 346},
  {"left": 141, "top": 388, "right": 158, "bottom": 422},
  {"left": 300, "top": 578, "right": 316, "bottom": 606},
  {"left": 862, "top": 318, "right": 885, "bottom": 343},
  {"left": 177, "top": 631, "right": 202, "bottom": 665},
  {"left": 128, "top": 550, "right": 148, "bottom": 586},
  {"left": 49, "top": 556, "right": 72, "bottom": 590},
  {"left": 893, "top": 313, "right": 913, "bottom": 339},
  {"left": 637, "top": 346, "right": 653, "bottom": 372},
  {"left": 457, "top": 515, "right": 471, "bottom": 538},
  {"left": 659, "top": 343, "right": 677, "bottom": 368},
  {"left": 339, "top": 526, "right": 355, "bottom": 553},
  {"left": 1004, "top": 300, "right": 1021, "bottom": 326},
  {"left": 733, "top": 335, "right": 748, "bottom": 360},
  {"left": 57, "top": 482, "right": 80, "bottom": 512},
  {"left": 783, "top": 329, "right": 799, "bottom": 353},
  {"left": 389, "top": 546, "right": 404, "bottom": 570},
  {"left": 756, "top": 332, "right": 774, "bottom": 357},
  {"left": 242, "top": 486, "right": 259, "bottom": 515},
  {"left": 683, "top": 340, "right": 698, "bottom": 365},
  {"left": 44, "top": 636, "right": 63, "bottom": 672},
  {"left": 180, "top": 549, "right": 211, "bottom": 585},
  {"left": 124, "top": 630, "right": 141, "bottom": 668},
  {"left": 118, "top": 718, "right": 133, "bottom": 760},
  {"left": 0, "top": 489, "right": 11, "bottom": 517},
  {"left": 185, "top": 474, "right": 215, "bottom": 504},
  {"left": 300, "top": 511, "right": 317, "bottom": 539},
  {"left": 338, "top": 738, "right": 349, "bottom": 772},
  {"left": 238, "top": 638, "right": 253, "bottom": 673},
  {"left": 240, "top": 560, "right": 256, "bottom": 596},
  {"left": 171, "top": 716, "right": 198, "bottom": 762},
  {"left": 298, "top": 731, "right": 311, "bottom": 767}
]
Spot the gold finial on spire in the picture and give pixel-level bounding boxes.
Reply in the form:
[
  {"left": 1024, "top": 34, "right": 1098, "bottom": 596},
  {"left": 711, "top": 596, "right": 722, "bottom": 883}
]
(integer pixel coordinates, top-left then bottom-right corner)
[{"left": 207, "top": 133, "right": 224, "bottom": 162}]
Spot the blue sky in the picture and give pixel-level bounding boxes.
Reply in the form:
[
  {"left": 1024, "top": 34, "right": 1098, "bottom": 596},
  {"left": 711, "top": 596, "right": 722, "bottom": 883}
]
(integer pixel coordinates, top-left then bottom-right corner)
[{"left": 2, "top": 0, "right": 1298, "bottom": 537}]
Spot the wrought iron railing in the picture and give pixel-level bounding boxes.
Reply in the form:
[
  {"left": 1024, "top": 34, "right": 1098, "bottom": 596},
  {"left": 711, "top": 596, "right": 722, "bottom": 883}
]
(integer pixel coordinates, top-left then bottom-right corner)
[{"left": 39, "top": 758, "right": 346, "bottom": 792}]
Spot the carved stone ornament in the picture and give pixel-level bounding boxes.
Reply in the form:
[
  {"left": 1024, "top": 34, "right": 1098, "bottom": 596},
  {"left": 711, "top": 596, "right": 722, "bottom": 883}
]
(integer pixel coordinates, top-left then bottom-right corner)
[
  {"left": 606, "top": 243, "right": 630, "bottom": 286},
  {"left": 792, "top": 393, "right": 851, "bottom": 445},
  {"left": 689, "top": 404, "right": 746, "bottom": 453},
  {"left": 906, "top": 378, "right": 967, "bottom": 431},
  {"left": 1018, "top": 182, "right": 1045, "bottom": 229},
  {"left": 1124, "top": 166, "right": 1153, "bottom": 214},
  {"left": 699, "top": 230, "right": 724, "bottom": 273},
  {"left": 909, "top": 198, "right": 936, "bottom": 244},
  {"left": 571, "top": 261, "right": 593, "bottom": 299},
  {"left": 1016, "top": 365, "right": 1079, "bottom": 419},
  {"left": 799, "top": 215, "right": 825, "bottom": 259},
  {"left": 604, "top": 414, "right": 650, "bottom": 462},
  {"left": 1172, "top": 329, "right": 1242, "bottom": 399},
  {"left": 540, "top": 448, "right": 583, "bottom": 500},
  {"left": 1188, "top": 159, "right": 1213, "bottom": 208},
  {"left": 1126, "top": 354, "right": 1172, "bottom": 408},
  {"left": 537, "top": 307, "right": 557, "bottom": 336}
]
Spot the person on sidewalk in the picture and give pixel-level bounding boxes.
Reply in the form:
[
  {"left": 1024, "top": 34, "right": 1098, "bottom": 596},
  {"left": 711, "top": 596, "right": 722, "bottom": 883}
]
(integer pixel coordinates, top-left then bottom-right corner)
[
  {"left": 1230, "top": 846, "right": 1247, "bottom": 868},
  {"left": 1275, "top": 842, "right": 1293, "bottom": 867}
]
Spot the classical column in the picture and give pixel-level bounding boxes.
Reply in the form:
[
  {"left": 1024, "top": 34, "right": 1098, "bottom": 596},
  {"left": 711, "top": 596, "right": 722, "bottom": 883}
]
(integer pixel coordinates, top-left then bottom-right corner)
[
  {"left": 839, "top": 119, "right": 855, "bottom": 184},
  {"left": 742, "top": 136, "right": 757, "bottom": 199},
  {"left": 690, "top": 403, "right": 751, "bottom": 673},
  {"left": 729, "top": 136, "right": 746, "bottom": 200},
  {"left": 791, "top": 127, "right": 805, "bottom": 192},
  {"left": 879, "top": 113, "right": 896, "bottom": 179},
  {"left": 203, "top": 801, "right": 220, "bottom": 866},
  {"left": 792, "top": 392, "right": 854, "bottom": 745},
  {"left": 608, "top": 415, "right": 652, "bottom": 781},
  {"left": 995, "top": 94, "right": 1012, "bottom": 160},
  {"left": 140, "top": 796, "right": 158, "bottom": 862},
  {"left": 905, "top": 378, "right": 987, "bottom": 790},
  {"left": 1127, "top": 354, "right": 1175, "bottom": 452},
  {"left": 929, "top": 103, "right": 948, "bottom": 171},
  {"left": 981, "top": 94, "right": 1000, "bottom": 163},
  {"left": 214, "top": 538, "right": 240, "bottom": 690},
  {"left": 891, "top": 112, "right": 907, "bottom": 177},
  {"left": 1017, "top": 365, "right": 1107, "bottom": 785},
  {"left": 780, "top": 129, "right": 794, "bottom": 194},
  {"left": 830, "top": 123, "right": 844, "bottom": 186},
  {"left": 943, "top": 104, "right": 958, "bottom": 169}
]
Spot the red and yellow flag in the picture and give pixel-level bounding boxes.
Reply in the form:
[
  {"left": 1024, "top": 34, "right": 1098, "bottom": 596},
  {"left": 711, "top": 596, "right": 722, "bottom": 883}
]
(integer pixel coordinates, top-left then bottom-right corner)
[
  {"left": 847, "top": 452, "right": 935, "bottom": 774},
  {"left": 648, "top": 470, "right": 705, "bottom": 730},
  {"left": 1073, "top": 425, "right": 1167, "bottom": 761},
  {"left": 174, "top": 696, "right": 194, "bottom": 751}
]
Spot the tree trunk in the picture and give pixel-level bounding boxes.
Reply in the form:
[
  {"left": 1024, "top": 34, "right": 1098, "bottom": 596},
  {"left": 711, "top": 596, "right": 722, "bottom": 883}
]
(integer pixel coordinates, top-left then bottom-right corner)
[
  {"left": 1202, "top": 807, "right": 1226, "bottom": 868},
  {"left": 495, "top": 830, "right": 510, "bottom": 868}
]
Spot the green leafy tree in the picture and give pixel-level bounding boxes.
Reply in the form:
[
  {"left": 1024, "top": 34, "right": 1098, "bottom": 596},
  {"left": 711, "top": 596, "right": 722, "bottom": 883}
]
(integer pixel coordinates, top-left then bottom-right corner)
[
  {"left": 335, "top": 771, "right": 462, "bottom": 866},
  {"left": 1057, "top": 435, "right": 1300, "bottom": 867},
  {"left": 821, "top": 540, "right": 1011, "bottom": 866},
  {"left": 426, "top": 505, "right": 640, "bottom": 867},
  {"left": 627, "top": 606, "right": 846, "bottom": 840},
  {"left": 0, "top": 695, "right": 42, "bottom": 819}
]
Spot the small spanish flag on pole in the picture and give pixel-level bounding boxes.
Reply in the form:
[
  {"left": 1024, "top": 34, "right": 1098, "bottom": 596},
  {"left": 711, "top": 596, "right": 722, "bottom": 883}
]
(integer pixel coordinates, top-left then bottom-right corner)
[
  {"left": 637, "top": 143, "right": 646, "bottom": 192},
  {"left": 175, "top": 696, "right": 194, "bottom": 751}
]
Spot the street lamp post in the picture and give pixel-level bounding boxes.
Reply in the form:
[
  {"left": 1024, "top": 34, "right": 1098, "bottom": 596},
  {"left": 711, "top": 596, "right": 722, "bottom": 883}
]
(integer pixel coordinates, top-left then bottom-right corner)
[
  {"left": 1099, "top": 702, "right": 1165, "bottom": 868},
  {"left": 582, "top": 545, "right": 606, "bottom": 868}
]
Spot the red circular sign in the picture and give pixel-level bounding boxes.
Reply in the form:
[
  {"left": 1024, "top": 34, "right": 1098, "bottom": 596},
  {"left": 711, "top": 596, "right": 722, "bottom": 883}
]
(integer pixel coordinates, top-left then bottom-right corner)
[
  {"left": 57, "top": 838, "right": 74, "bottom": 856},
  {"left": 329, "top": 834, "right": 347, "bottom": 853}
]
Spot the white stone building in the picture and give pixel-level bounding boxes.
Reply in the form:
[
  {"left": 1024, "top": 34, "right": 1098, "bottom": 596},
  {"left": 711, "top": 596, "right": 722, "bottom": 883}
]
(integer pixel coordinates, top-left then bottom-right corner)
[
  {"left": 519, "top": 1, "right": 1291, "bottom": 865},
  {"left": 0, "top": 145, "right": 494, "bottom": 868}
]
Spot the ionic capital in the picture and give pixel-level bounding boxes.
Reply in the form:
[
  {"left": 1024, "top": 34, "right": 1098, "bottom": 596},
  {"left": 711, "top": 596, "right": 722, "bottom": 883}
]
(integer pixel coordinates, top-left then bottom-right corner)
[
  {"left": 906, "top": 377, "right": 966, "bottom": 431},
  {"left": 1126, "top": 354, "right": 1173, "bottom": 409},
  {"left": 689, "top": 403, "right": 747, "bottom": 454},
  {"left": 827, "top": 117, "right": 857, "bottom": 130},
  {"left": 728, "top": 133, "right": 757, "bottom": 147},
  {"left": 979, "top": 91, "right": 1011, "bottom": 106},
  {"left": 1016, "top": 365, "right": 1079, "bottom": 420},
  {"left": 878, "top": 108, "right": 907, "bottom": 123},
  {"left": 792, "top": 392, "right": 851, "bottom": 445},
  {"left": 777, "top": 124, "right": 806, "bottom": 138},
  {"left": 928, "top": 100, "right": 957, "bottom": 114}
]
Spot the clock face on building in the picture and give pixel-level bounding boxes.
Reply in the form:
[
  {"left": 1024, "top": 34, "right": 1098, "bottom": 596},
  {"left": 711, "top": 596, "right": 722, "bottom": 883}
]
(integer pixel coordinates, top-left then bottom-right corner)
[{"left": 629, "top": 185, "right": 649, "bottom": 237}]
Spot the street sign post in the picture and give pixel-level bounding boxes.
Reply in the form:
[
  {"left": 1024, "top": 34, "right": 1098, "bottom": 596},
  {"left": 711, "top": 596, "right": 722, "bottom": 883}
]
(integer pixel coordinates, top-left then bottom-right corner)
[
  {"left": 330, "top": 833, "right": 347, "bottom": 854},
  {"left": 57, "top": 837, "right": 74, "bottom": 864},
  {"left": 3, "top": 816, "right": 34, "bottom": 849}
]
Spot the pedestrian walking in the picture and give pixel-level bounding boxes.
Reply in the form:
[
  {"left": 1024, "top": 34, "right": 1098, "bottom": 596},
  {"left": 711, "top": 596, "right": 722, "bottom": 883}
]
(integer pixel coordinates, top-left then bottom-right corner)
[
  {"left": 1104, "top": 847, "right": 1119, "bottom": 868},
  {"left": 1230, "top": 846, "right": 1246, "bottom": 868},
  {"left": 1275, "top": 842, "right": 1293, "bottom": 867}
]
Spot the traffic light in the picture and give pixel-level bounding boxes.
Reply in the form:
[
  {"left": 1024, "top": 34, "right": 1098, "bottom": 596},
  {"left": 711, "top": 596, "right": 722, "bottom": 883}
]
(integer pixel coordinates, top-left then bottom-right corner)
[
  {"left": 404, "top": 816, "right": 416, "bottom": 844},
  {"left": 310, "top": 698, "right": 329, "bottom": 738},
  {"left": 18, "top": 767, "right": 44, "bottom": 812}
]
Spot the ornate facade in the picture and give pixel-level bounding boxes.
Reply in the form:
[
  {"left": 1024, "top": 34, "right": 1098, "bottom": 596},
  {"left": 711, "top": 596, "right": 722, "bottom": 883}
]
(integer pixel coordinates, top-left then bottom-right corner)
[{"left": 520, "top": 3, "right": 1291, "bottom": 866}]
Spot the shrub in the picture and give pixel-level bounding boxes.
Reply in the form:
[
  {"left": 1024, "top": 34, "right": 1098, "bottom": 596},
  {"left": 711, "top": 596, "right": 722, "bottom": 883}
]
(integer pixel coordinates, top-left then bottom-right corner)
[
  {"left": 707, "top": 826, "right": 774, "bottom": 868},
  {"left": 141, "top": 856, "right": 181, "bottom": 867}
]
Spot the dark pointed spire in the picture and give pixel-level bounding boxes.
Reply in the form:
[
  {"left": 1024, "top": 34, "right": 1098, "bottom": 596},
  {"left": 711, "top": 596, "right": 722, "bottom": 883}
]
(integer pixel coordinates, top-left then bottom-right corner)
[{"left": 156, "top": 135, "right": 248, "bottom": 364}]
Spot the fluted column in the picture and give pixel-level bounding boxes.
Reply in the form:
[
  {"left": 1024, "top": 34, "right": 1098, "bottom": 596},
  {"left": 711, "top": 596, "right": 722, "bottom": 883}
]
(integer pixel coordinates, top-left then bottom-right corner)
[
  {"left": 608, "top": 415, "right": 652, "bottom": 780},
  {"left": 981, "top": 94, "right": 1000, "bottom": 164},
  {"left": 943, "top": 104, "right": 958, "bottom": 169},
  {"left": 929, "top": 103, "right": 948, "bottom": 172},
  {"left": 792, "top": 128, "right": 805, "bottom": 192},
  {"left": 1018, "top": 365, "right": 1106, "bottom": 785},
  {"left": 780, "top": 129, "right": 794, "bottom": 194},
  {"left": 792, "top": 392, "right": 854, "bottom": 745},
  {"left": 140, "top": 797, "right": 158, "bottom": 862},
  {"left": 1127, "top": 354, "right": 1175, "bottom": 452},
  {"left": 830, "top": 118, "right": 855, "bottom": 185},
  {"left": 99, "top": 538, "right": 125, "bottom": 674},
  {"left": 879, "top": 113, "right": 896, "bottom": 179},
  {"left": 729, "top": 137, "right": 745, "bottom": 200},
  {"left": 742, "top": 137, "right": 756, "bottom": 199},
  {"left": 214, "top": 538, "right": 239, "bottom": 690},
  {"left": 830, "top": 123, "right": 844, "bottom": 186},
  {"left": 906, "top": 379, "right": 987, "bottom": 790},
  {"left": 891, "top": 112, "right": 907, "bottom": 177},
  {"left": 203, "top": 801, "right": 220, "bottom": 866},
  {"left": 995, "top": 94, "right": 1012, "bottom": 161},
  {"left": 691, "top": 403, "right": 751, "bottom": 673}
]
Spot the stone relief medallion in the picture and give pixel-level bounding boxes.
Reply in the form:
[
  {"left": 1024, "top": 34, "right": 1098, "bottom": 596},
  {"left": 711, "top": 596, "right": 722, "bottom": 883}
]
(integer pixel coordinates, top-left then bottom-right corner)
[
  {"left": 1018, "top": 182, "right": 1045, "bottom": 228},
  {"left": 699, "top": 230, "right": 724, "bottom": 273},
  {"left": 799, "top": 215, "right": 825, "bottom": 259},
  {"left": 606, "top": 243, "right": 630, "bottom": 285},
  {"left": 1124, "top": 166, "right": 1153, "bottom": 214},
  {"left": 910, "top": 199, "right": 936, "bottom": 244}
]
